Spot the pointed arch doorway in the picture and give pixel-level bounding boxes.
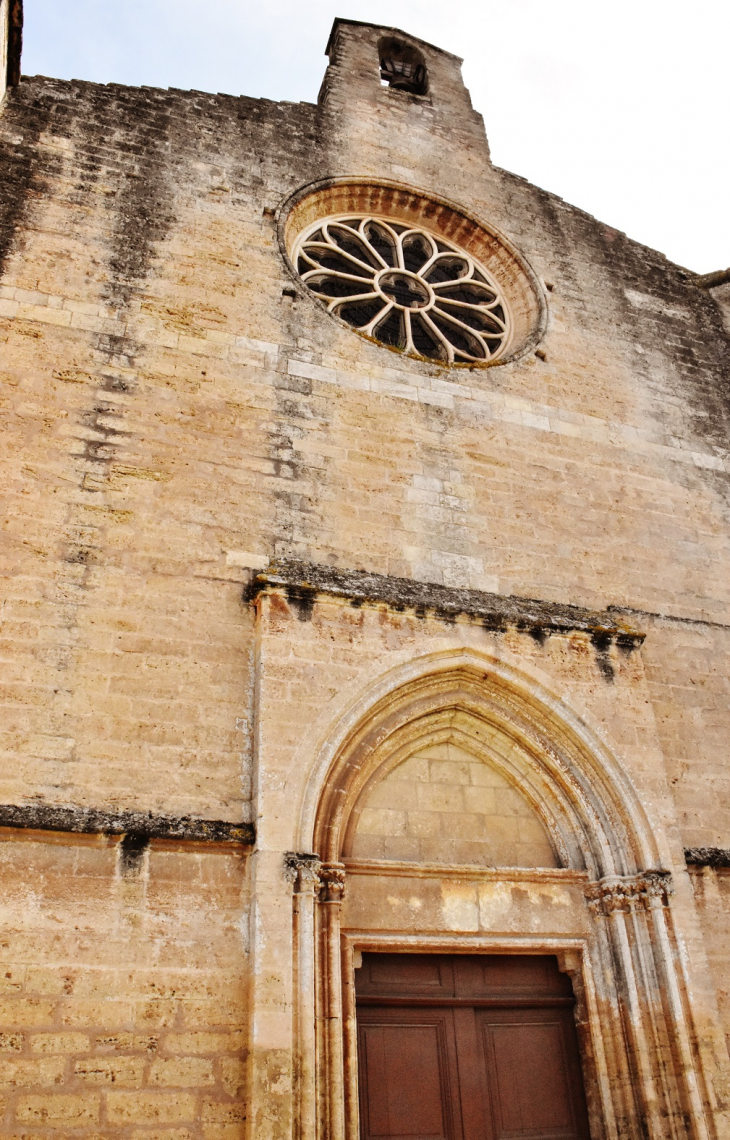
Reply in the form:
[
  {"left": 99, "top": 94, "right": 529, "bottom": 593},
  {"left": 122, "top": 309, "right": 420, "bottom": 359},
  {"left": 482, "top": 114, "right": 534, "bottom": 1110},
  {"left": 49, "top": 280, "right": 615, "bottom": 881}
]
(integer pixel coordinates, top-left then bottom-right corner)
[{"left": 288, "top": 653, "right": 709, "bottom": 1140}]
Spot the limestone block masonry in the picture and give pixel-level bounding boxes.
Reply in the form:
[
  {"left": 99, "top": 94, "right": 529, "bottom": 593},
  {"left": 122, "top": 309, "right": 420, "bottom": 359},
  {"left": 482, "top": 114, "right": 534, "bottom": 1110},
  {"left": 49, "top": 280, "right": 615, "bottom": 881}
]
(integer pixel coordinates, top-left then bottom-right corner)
[{"left": 1, "top": 13, "right": 730, "bottom": 1140}]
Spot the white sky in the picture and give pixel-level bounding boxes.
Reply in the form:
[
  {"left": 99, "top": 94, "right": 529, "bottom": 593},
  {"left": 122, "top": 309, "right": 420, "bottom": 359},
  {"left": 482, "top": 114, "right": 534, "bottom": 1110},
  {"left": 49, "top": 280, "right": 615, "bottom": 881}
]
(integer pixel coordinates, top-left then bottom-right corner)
[{"left": 21, "top": 0, "right": 729, "bottom": 273}]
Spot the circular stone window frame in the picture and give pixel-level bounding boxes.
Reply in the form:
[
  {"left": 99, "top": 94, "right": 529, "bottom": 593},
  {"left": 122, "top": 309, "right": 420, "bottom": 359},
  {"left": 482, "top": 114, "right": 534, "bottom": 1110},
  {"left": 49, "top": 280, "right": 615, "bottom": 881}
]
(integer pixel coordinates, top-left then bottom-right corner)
[{"left": 278, "top": 178, "right": 548, "bottom": 370}]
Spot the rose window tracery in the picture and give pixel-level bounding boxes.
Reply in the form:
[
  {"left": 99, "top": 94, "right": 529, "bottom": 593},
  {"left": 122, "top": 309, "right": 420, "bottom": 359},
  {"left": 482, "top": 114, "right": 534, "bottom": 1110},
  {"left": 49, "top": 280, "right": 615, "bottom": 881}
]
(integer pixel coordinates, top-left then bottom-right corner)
[{"left": 294, "top": 216, "right": 511, "bottom": 364}]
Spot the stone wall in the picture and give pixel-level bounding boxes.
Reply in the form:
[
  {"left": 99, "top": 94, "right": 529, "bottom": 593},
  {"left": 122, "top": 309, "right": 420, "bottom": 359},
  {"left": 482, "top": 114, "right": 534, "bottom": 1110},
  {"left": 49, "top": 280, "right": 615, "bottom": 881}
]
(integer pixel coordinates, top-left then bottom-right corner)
[
  {"left": 348, "top": 740, "right": 559, "bottom": 867},
  {"left": 690, "top": 867, "right": 730, "bottom": 1059},
  {"left": 1, "top": 16, "right": 730, "bottom": 1140},
  {"left": 0, "top": 834, "right": 248, "bottom": 1136}
]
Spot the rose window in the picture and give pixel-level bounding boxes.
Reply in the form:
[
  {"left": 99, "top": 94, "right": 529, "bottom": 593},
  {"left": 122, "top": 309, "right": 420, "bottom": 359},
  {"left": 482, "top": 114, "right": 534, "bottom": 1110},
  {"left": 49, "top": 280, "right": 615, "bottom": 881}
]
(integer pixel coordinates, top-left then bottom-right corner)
[{"left": 293, "top": 216, "right": 510, "bottom": 364}]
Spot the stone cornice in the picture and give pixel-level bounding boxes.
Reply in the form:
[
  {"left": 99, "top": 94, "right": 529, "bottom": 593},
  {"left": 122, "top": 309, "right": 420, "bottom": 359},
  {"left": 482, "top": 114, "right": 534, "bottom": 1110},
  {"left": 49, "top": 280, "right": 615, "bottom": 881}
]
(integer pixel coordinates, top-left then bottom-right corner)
[
  {"left": 685, "top": 847, "right": 730, "bottom": 869},
  {"left": 247, "top": 559, "right": 645, "bottom": 644},
  {"left": 0, "top": 802, "right": 254, "bottom": 846},
  {"left": 694, "top": 268, "right": 730, "bottom": 290}
]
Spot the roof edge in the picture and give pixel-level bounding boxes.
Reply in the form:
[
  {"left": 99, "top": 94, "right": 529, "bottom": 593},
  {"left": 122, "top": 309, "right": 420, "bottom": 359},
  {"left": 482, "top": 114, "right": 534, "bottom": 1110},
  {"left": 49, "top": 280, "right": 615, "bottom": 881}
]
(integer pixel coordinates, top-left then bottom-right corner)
[
  {"left": 325, "top": 17, "right": 463, "bottom": 64},
  {"left": 694, "top": 267, "right": 730, "bottom": 290}
]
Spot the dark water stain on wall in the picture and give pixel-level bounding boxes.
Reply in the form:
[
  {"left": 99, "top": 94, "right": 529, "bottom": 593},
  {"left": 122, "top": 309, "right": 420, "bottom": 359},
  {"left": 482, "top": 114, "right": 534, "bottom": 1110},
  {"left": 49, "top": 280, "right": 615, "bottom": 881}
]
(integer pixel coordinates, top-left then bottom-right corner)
[{"left": 0, "top": 83, "right": 56, "bottom": 280}]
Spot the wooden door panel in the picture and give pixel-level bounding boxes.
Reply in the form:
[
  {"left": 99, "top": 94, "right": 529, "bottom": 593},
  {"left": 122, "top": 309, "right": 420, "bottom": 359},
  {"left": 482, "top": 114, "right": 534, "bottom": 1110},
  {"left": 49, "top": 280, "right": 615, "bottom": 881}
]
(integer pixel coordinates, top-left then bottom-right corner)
[
  {"left": 358, "top": 953, "right": 455, "bottom": 999},
  {"left": 477, "top": 1010, "right": 590, "bottom": 1140},
  {"left": 358, "top": 1009, "right": 462, "bottom": 1140},
  {"left": 356, "top": 956, "right": 591, "bottom": 1140},
  {"left": 484, "top": 1020, "right": 573, "bottom": 1136},
  {"left": 455, "top": 955, "right": 574, "bottom": 1000},
  {"left": 451, "top": 1005, "right": 491, "bottom": 1140}
]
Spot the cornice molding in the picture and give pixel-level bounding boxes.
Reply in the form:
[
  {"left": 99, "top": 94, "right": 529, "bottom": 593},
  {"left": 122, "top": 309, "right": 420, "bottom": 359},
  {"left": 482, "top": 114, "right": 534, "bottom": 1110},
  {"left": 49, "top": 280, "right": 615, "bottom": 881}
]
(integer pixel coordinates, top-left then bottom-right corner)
[
  {"left": 344, "top": 859, "right": 588, "bottom": 883},
  {"left": 0, "top": 802, "right": 254, "bottom": 846},
  {"left": 694, "top": 268, "right": 730, "bottom": 290},
  {"left": 247, "top": 559, "right": 645, "bottom": 643},
  {"left": 685, "top": 847, "right": 730, "bottom": 869}
]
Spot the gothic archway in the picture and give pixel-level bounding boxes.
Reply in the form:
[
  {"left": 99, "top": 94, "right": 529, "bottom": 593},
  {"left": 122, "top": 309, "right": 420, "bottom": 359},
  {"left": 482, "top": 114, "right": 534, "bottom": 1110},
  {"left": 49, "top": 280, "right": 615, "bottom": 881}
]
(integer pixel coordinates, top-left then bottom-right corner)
[{"left": 287, "top": 650, "right": 711, "bottom": 1140}]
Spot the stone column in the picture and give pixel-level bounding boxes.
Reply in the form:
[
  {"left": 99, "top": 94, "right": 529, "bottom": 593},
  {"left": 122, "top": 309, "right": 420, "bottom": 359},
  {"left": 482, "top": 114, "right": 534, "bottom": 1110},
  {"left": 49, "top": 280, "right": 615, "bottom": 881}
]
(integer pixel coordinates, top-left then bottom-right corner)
[
  {"left": 284, "top": 853, "right": 322, "bottom": 1140},
  {"left": 646, "top": 880, "right": 712, "bottom": 1140},
  {"left": 585, "top": 870, "right": 710, "bottom": 1140},
  {"left": 317, "top": 863, "right": 347, "bottom": 1140}
]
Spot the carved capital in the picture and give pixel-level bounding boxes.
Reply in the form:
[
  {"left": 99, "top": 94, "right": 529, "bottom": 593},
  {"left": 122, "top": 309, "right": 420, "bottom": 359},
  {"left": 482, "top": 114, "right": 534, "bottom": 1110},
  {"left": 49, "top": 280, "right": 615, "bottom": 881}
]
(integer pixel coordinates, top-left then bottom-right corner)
[
  {"left": 283, "top": 851, "right": 322, "bottom": 894},
  {"left": 318, "top": 862, "right": 346, "bottom": 903},
  {"left": 641, "top": 869, "right": 675, "bottom": 906},
  {"left": 585, "top": 870, "right": 673, "bottom": 915}
]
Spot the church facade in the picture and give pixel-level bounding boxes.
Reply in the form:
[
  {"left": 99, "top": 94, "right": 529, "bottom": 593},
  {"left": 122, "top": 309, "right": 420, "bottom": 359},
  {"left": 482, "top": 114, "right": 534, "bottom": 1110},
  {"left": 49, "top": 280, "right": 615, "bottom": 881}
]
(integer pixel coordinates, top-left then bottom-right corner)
[{"left": 1, "top": 8, "right": 730, "bottom": 1139}]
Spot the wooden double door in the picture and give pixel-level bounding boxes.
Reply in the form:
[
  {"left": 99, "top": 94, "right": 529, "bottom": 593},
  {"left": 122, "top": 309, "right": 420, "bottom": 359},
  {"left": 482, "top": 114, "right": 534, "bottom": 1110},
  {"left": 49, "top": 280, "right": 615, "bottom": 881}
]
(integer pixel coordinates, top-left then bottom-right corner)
[{"left": 356, "top": 954, "right": 590, "bottom": 1140}]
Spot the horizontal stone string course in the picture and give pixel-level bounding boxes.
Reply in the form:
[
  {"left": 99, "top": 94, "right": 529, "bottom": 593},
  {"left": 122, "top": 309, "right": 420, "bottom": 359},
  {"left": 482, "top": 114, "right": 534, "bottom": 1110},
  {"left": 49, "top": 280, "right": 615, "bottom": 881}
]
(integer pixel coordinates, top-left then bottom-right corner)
[
  {"left": 247, "top": 559, "right": 646, "bottom": 642},
  {"left": 0, "top": 802, "right": 255, "bottom": 844},
  {"left": 685, "top": 847, "right": 730, "bottom": 868}
]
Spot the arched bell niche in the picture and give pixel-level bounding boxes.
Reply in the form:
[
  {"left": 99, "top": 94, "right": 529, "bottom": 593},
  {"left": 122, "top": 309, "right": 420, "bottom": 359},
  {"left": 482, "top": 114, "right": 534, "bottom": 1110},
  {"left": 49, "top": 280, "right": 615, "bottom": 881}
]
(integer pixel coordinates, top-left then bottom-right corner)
[
  {"left": 378, "top": 36, "right": 428, "bottom": 95},
  {"left": 286, "top": 652, "right": 711, "bottom": 1140}
]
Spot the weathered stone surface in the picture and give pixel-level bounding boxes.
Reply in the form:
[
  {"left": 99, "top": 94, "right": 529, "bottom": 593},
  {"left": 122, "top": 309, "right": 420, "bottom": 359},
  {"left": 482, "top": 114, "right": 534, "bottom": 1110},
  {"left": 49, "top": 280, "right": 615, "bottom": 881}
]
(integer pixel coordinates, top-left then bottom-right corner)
[
  {"left": 686, "top": 847, "right": 730, "bottom": 869},
  {"left": 1, "top": 12, "right": 730, "bottom": 1140},
  {"left": 249, "top": 557, "right": 646, "bottom": 640},
  {"left": 0, "top": 802, "right": 254, "bottom": 844}
]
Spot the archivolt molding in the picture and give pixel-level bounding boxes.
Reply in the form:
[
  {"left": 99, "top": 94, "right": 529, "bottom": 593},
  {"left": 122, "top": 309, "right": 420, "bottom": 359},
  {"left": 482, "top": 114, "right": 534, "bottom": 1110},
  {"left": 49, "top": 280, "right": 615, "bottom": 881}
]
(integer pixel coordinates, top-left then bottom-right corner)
[
  {"left": 285, "top": 647, "right": 717, "bottom": 1140},
  {"left": 300, "top": 647, "right": 663, "bottom": 879}
]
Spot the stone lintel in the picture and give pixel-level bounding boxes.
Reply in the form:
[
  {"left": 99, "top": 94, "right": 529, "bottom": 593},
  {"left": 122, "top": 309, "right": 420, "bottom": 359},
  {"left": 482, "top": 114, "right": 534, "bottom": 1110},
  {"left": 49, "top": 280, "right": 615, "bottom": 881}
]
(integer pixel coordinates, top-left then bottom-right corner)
[
  {"left": 685, "top": 847, "right": 730, "bottom": 868},
  {"left": 247, "top": 559, "right": 645, "bottom": 644},
  {"left": 0, "top": 801, "right": 255, "bottom": 846}
]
